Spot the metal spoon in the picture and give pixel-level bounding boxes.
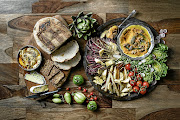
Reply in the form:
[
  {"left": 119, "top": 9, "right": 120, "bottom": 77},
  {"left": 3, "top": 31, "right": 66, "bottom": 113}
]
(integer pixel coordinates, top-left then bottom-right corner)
[{"left": 118, "top": 10, "right": 137, "bottom": 30}]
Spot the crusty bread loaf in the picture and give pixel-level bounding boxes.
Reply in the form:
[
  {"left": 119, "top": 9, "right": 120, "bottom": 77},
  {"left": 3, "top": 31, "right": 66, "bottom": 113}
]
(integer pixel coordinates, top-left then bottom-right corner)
[{"left": 33, "top": 17, "right": 71, "bottom": 54}]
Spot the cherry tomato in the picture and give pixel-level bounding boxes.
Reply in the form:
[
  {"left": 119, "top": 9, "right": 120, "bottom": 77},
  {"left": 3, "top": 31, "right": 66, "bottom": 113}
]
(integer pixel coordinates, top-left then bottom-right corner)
[
  {"left": 83, "top": 88, "right": 87, "bottom": 92},
  {"left": 133, "top": 86, "right": 140, "bottom": 93},
  {"left": 86, "top": 100, "right": 89, "bottom": 103},
  {"left": 128, "top": 71, "right": 134, "bottom": 77},
  {"left": 94, "top": 96, "right": 98, "bottom": 101},
  {"left": 90, "top": 92, "right": 93, "bottom": 96},
  {"left": 143, "top": 81, "right": 149, "bottom": 88},
  {"left": 90, "top": 97, "right": 94, "bottom": 101},
  {"left": 125, "top": 63, "right": 131, "bottom": 70},
  {"left": 135, "top": 68, "right": 138, "bottom": 73},
  {"left": 130, "top": 80, "right": 136, "bottom": 86},
  {"left": 78, "top": 87, "right": 82, "bottom": 90},
  {"left": 66, "top": 88, "right": 70, "bottom": 91},
  {"left": 136, "top": 74, "right": 142, "bottom": 81},
  {"left": 140, "top": 87, "right": 147, "bottom": 95},
  {"left": 136, "top": 81, "right": 143, "bottom": 87},
  {"left": 87, "top": 94, "right": 91, "bottom": 98}
]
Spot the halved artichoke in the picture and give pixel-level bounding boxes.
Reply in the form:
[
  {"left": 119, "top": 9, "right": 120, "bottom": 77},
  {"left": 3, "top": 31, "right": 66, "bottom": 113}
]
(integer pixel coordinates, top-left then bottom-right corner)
[{"left": 69, "top": 12, "right": 98, "bottom": 40}]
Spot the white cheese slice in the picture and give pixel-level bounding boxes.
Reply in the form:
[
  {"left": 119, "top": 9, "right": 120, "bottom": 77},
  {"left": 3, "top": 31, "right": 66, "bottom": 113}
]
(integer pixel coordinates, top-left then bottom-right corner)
[{"left": 25, "top": 71, "right": 46, "bottom": 85}]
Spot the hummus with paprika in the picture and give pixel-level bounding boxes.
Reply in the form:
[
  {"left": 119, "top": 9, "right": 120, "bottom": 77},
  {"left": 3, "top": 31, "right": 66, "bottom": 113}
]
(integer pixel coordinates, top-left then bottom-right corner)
[{"left": 119, "top": 25, "right": 151, "bottom": 58}]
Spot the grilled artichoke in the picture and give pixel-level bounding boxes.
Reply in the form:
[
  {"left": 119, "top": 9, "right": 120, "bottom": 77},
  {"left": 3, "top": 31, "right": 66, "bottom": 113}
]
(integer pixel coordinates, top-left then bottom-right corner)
[{"left": 69, "top": 12, "right": 97, "bottom": 40}]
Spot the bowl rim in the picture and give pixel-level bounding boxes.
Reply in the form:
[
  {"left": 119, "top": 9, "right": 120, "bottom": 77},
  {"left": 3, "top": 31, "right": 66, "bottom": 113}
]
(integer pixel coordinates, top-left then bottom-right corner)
[
  {"left": 117, "top": 22, "right": 155, "bottom": 60},
  {"left": 17, "top": 45, "right": 42, "bottom": 71}
]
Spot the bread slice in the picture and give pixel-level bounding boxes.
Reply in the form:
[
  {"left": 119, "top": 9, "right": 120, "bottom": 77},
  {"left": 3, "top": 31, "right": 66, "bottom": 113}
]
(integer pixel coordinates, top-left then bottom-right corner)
[
  {"left": 40, "top": 60, "right": 54, "bottom": 77},
  {"left": 47, "top": 65, "right": 60, "bottom": 80},
  {"left": 33, "top": 17, "right": 72, "bottom": 54},
  {"left": 51, "top": 40, "right": 79, "bottom": 63},
  {"left": 51, "top": 71, "right": 65, "bottom": 85},
  {"left": 40, "top": 59, "right": 65, "bottom": 87},
  {"left": 55, "top": 52, "right": 81, "bottom": 70}
]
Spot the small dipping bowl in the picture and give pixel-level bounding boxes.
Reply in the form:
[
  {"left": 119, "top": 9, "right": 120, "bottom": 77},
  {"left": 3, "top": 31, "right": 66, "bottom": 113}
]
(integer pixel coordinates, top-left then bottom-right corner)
[{"left": 17, "top": 45, "right": 42, "bottom": 71}]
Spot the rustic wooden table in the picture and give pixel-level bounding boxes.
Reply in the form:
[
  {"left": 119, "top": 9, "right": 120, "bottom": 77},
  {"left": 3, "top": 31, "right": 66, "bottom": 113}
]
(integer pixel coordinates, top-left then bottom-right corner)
[{"left": 0, "top": 0, "right": 180, "bottom": 120}]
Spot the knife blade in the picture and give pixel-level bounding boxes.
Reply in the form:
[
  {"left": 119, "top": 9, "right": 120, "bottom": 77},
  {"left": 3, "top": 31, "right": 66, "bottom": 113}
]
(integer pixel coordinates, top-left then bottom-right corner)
[
  {"left": 25, "top": 94, "right": 41, "bottom": 98},
  {"left": 25, "top": 88, "right": 61, "bottom": 98}
]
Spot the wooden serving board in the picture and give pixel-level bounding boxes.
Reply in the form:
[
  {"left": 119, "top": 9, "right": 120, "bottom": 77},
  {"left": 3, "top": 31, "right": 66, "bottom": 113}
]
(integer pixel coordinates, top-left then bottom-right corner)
[
  {"left": 24, "top": 36, "right": 71, "bottom": 92},
  {"left": 23, "top": 15, "right": 75, "bottom": 93}
]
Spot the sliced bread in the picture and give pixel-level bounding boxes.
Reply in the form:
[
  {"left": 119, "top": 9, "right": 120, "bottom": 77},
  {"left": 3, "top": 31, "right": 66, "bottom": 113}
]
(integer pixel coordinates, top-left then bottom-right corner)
[
  {"left": 51, "top": 40, "right": 79, "bottom": 63},
  {"left": 55, "top": 52, "right": 81, "bottom": 70}
]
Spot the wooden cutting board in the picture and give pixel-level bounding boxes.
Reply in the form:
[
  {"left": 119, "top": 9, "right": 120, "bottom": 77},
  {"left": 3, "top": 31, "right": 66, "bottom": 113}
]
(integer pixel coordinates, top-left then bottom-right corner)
[{"left": 24, "top": 15, "right": 71, "bottom": 92}]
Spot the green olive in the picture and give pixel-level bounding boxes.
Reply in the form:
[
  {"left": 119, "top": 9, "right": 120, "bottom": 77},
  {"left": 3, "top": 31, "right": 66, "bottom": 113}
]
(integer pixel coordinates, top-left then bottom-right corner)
[
  {"left": 64, "top": 92, "right": 71, "bottom": 105},
  {"left": 53, "top": 94, "right": 60, "bottom": 98},
  {"left": 52, "top": 98, "right": 62, "bottom": 104}
]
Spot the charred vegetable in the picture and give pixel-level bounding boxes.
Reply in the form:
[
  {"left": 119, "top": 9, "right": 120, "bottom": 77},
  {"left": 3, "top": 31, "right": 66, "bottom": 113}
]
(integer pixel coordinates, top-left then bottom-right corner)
[
  {"left": 86, "top": 37, "right": 120, "bottom": 75},
  {"left": 69, "top": 12, "right": 98, "bottom": 40},
  {"left": 101, "top": 26, "right": 118, "bottom": 39}
]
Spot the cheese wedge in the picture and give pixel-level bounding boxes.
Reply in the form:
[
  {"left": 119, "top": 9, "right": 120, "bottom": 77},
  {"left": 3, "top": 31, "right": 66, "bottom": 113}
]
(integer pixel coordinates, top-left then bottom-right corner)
[{"left": 25, "top": 71, "right": 46, "bottom": 85}]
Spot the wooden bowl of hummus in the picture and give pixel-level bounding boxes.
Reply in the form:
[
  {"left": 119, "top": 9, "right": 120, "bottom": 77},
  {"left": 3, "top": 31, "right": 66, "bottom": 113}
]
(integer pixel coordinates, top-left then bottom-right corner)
[
  {"left": 17, "top": 45, "right": 42, "bottom": 71},
  {"left": 117, "top": 23, "right": 154, "bottom": 60}
]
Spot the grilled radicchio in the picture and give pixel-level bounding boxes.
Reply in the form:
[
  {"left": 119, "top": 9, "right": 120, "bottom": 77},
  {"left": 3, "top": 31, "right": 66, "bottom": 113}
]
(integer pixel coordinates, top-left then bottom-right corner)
[{"left": 86, "top": 37, "right": 120, "bottom": 75}]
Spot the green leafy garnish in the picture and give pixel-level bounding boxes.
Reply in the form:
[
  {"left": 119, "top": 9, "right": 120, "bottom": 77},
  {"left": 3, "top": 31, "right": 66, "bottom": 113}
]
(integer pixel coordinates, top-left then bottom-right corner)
[{"left": 117, "top": 43, "right": 168, "bottom": 84}]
